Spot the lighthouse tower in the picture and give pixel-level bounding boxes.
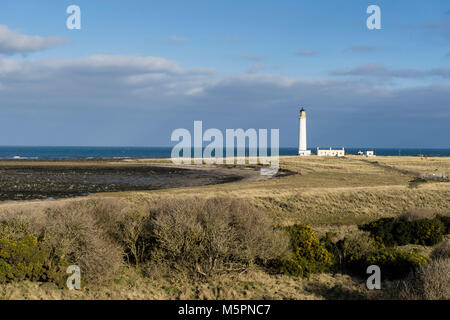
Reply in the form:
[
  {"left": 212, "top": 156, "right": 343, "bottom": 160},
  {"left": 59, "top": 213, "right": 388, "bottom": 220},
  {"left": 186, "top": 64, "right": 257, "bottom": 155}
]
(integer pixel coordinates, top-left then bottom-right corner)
[{"left": 298, "top": 108, "right": 311, "bottom": 156}]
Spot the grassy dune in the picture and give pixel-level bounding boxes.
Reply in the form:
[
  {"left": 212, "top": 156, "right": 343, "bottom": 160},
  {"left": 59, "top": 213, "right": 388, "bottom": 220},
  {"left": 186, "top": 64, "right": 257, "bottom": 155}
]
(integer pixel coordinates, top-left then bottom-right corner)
[{"left": 117, "top": 156, "right": 450, "bottom": 227}]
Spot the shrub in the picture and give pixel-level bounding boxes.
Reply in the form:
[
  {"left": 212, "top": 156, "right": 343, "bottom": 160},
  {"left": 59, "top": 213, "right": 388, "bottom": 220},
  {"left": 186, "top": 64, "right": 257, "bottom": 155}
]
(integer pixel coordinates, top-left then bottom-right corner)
[
  {"left": 113, "top": 209, "right": 151, "bottom": 265},
  {"left": 360, "top": 218, "right": 396, "bottom": 246},
  {"left": 411, "top": 219, "right": 444, "bottom": 245},
  {"left": 431, "top": 241, "right": 450, "bottom": 260},
  {"left": 0, "top": 218, "right": 32, "bottom": 240},
  {"left": 268, "top": 223, "right": 333, "bottom": 277},
  {"left": 360, "top": 217, "right": 445, "bottom": 246},
  {"left": 148, "top": 197, "right": 287, "bottom": 278},
  {"left": 266, "top": 258, "right": 304, "bottom": 277},
  {"left": 326, "top": 233, "right": 381, "bottom": 272},
  {"left": 396, "top": 258, "right": 450, "bottom": 300},
  {"left": 436, "top": 214, "right": 450, "bottom": 234},
  {"left": 0, "top": 235, "right": 46, "bottom": 283},
  {"left": 322, "top": 231, "right": 428, "bottom": 279},
  {"left": 92, "top": 199, "right": 152, "bottom": 265},
  {"left": 0, "top": 200, "right": 125, "bottom": 286},
  {"left": 346, "top": 248, "right": 428, "bottom": 280},
  {"left": 40, "top": 203, "right": 124, "bottom": 284}
]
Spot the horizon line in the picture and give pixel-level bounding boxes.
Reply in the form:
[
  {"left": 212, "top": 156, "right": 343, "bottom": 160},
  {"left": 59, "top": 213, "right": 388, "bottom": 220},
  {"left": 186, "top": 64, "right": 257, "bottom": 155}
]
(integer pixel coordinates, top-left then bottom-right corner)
[{"left": 0, "top": 145, "right": 449, "bottom": 149}]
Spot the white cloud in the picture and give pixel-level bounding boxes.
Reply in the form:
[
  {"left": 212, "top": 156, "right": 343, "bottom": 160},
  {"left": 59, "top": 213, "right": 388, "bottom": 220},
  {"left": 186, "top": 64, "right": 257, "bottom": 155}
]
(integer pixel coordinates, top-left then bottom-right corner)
[
  {"left": 185, "top": 87, "right": 204, "bottom": 95},
  {"left": 0, "top": 55, "right": 448, "bottom": 122},
  {"left": 0, "top": 25, "right": 67, "bottom": 55},
  {"left": 331, "top": 64, "right": 450, "bottom": 79},
  {"left": 0, "top": 54, "right": 449, "bottom": 147}
]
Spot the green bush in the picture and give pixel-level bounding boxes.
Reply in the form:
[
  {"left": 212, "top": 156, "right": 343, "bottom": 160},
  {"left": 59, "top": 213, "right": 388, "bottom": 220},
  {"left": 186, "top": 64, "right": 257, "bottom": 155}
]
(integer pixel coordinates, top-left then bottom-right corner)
[
  {"left": 324, "top": 233, "right": 381, "bottom": 272},
  {"left": 0, "top": 235, "right": 46, "bottom": 283},
  {"left": 360, "top": 217, "right": 445, "bottom": 246},
  {"left": 411, "top": 219, "right": 444, "bottom": 245},
  {"left": 360, "top": 218, "right": 396, "bottom": 245},
  {"left": 346, "top": 248, "right": 429, "bottom": 279},
  {"left": 266, "top": 258, "right": 304, "bottom": 277},
  {"left": 321, "top": 232, "right": 430, "bottom": 279},
  {"left": 0, "top": 219, "right": 32, "bottom": 240},
  {"left": 436, "top": 215, "right": 450, "bottom": 234},
  {"left": 268, "top": 223, "right": 333, "bottom": 277}
]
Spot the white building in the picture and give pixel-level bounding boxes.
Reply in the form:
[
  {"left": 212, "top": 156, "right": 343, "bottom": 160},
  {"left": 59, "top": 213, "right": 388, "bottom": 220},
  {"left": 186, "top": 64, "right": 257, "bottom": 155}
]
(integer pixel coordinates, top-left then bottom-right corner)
[
  {"left": 317, "top": 147, "right": 345, "bottom": 157},
  {"left": 365, "top": 150, "right": 375, "bottom": 157},
  {"left": 298, "top": 108, "right": 311, "bottom": 156}
]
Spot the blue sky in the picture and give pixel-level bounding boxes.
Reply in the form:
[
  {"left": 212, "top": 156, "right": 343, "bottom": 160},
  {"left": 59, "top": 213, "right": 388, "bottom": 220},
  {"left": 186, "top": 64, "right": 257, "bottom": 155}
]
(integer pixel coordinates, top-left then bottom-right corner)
[{"left": 0, "top": 0, "right": 449, "bottom": 147}]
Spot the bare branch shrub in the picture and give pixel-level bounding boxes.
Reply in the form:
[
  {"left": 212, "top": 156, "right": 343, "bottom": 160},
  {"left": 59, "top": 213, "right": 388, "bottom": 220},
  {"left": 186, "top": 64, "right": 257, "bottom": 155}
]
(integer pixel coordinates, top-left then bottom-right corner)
[
  {"left": 93, "top": 199, "right": 152, "bottom": 265},
  {"left": 395, "top": 258, "right": 450, "bottom": 300},
  {"left": 431, "top": 240, "right": 450, "bottom": 260},
  {"left": 40, "top": 202, "right": 124, "bottom": 284},
  {"left": 148, "top": 197, "right": 288, "bottom": 278},
  {"left": 0, "top": 200, "right": 124, "bottom": 284}
]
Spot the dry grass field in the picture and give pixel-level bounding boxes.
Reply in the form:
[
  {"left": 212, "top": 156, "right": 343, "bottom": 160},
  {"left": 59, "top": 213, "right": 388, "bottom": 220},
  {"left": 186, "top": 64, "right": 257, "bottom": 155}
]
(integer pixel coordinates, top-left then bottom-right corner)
[
  {"left": 0, "top": 268, "right": 374, "bottom": 300},
  {"left": 0, "top": 155, "right": 449, "bottom": 300},
  {"left": 118, "top": 156, "right": 450, "bottom": 226}
]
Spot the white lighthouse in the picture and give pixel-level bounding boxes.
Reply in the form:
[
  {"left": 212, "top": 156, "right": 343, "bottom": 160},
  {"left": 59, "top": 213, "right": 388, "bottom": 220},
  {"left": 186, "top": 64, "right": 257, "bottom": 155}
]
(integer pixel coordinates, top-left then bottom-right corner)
[{"left": 298, "top": 107, "right": 311, "bottom": 156}]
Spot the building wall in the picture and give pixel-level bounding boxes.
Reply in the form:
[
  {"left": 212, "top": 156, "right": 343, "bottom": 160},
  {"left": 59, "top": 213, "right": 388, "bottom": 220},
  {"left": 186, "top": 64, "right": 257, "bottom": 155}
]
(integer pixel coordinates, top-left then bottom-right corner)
[{"left": 298, "top": 150, "right": 311, "bottom": 156}]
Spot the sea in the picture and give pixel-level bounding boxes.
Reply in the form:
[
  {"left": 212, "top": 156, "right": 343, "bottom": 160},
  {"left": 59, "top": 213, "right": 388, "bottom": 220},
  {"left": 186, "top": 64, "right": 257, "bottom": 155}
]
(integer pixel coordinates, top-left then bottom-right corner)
[{"left": 0, "top": 146, "right": 449, "bottom": 159}]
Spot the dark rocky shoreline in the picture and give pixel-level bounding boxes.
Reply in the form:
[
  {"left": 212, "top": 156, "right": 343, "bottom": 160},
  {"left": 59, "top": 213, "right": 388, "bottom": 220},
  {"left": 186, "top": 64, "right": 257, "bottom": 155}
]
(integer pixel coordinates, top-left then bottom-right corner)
[{"left": 0, "top": 160, "right": 243, "bottom": 201}]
